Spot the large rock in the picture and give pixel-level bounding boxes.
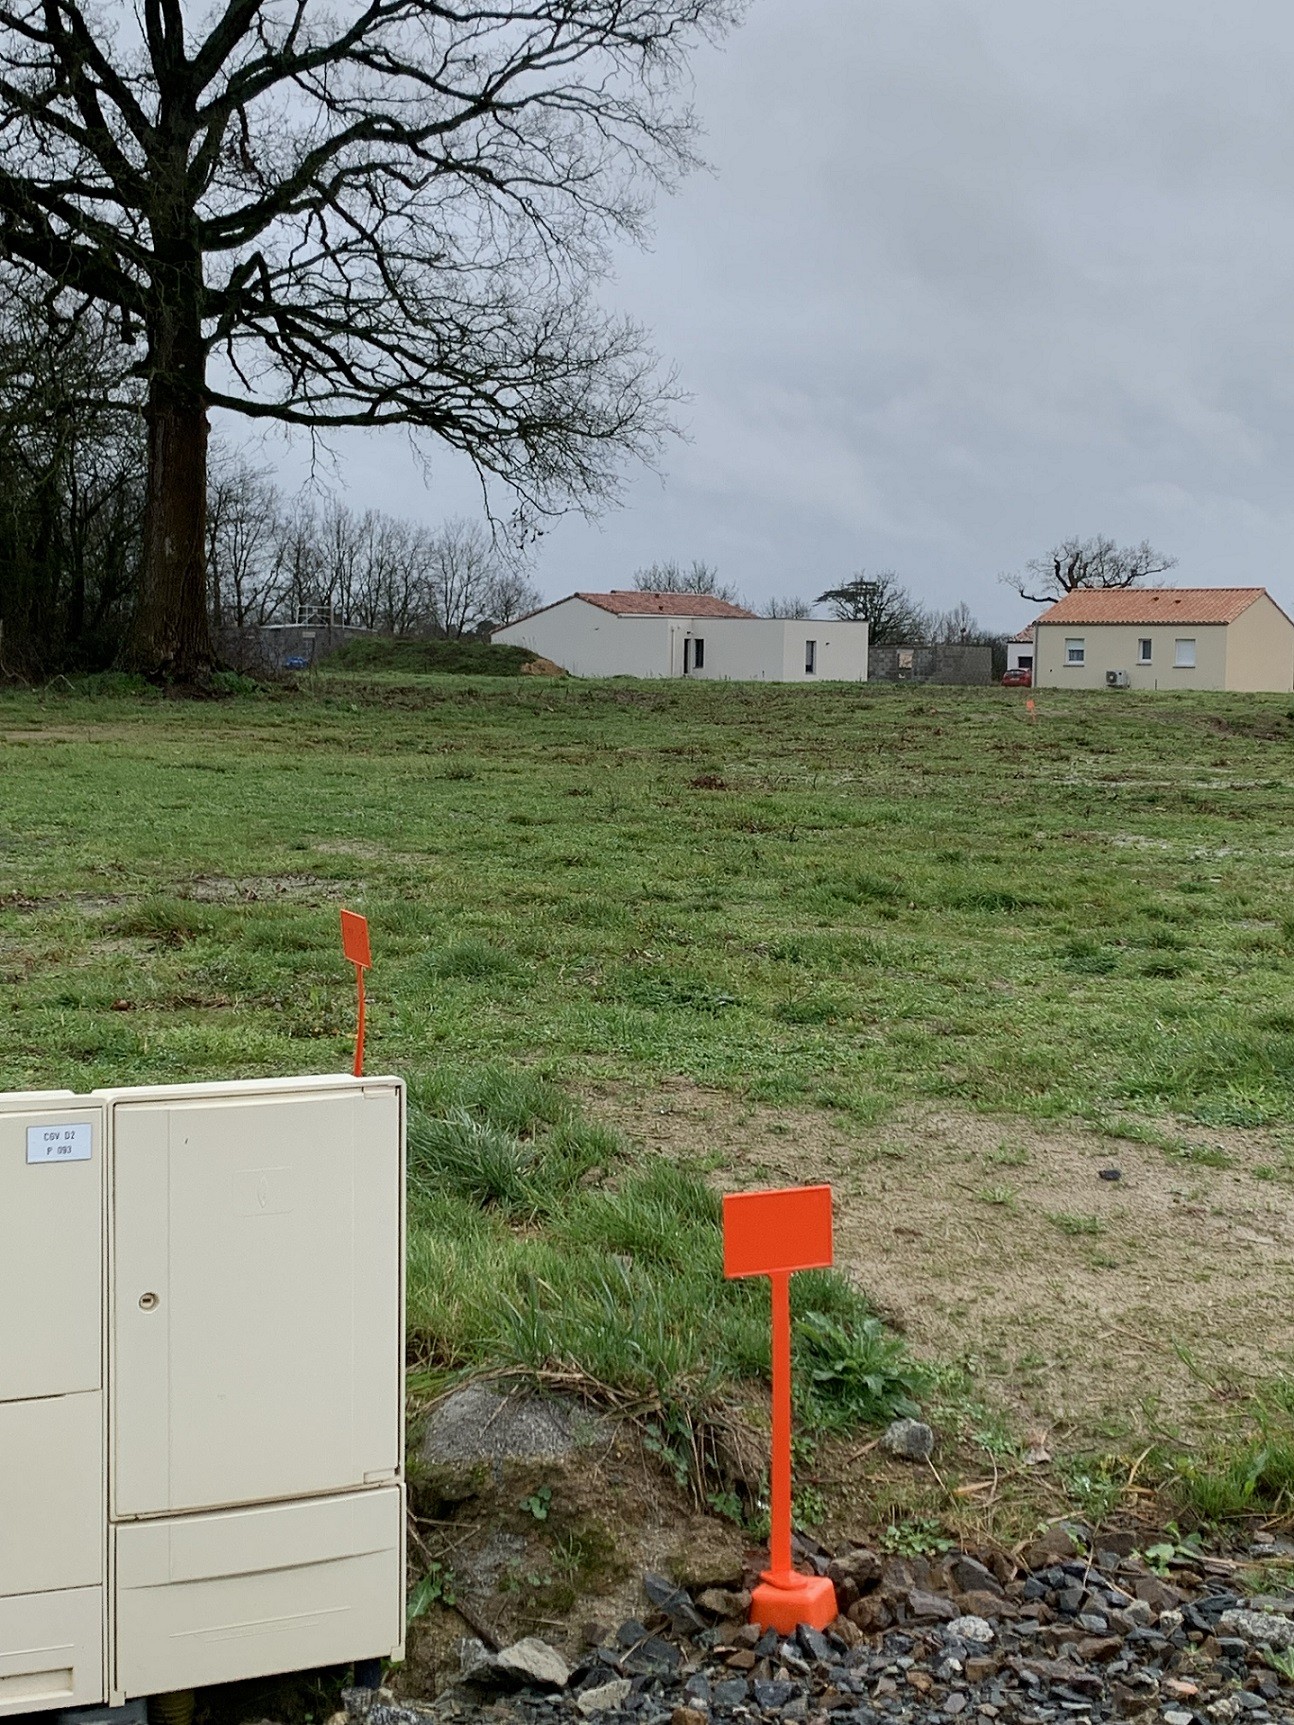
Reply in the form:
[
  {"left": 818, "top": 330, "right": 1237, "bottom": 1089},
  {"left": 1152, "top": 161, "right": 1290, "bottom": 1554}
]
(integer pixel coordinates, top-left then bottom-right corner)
[
  {"left": 421, "top": 1384, "right": 592, "bottom": 1468},
  {"left": 882, "top": 1418, "right": 935, "bottom": 1461},
  {"left": 1218, "top": 1609, "right": 1294, "bottom": 1650},
  {"left": 460, "top": 1635, "right": 571, "bottom": 1690},
  {"left": 575, "top": 1680, "right": 632, "bottom": 1716}
]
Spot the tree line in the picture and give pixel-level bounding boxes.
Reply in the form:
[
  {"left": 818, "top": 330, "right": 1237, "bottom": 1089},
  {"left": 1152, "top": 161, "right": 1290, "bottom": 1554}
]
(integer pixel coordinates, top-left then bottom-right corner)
[{"left": 0, "top": 286, "right": 541, "bottom": 675}]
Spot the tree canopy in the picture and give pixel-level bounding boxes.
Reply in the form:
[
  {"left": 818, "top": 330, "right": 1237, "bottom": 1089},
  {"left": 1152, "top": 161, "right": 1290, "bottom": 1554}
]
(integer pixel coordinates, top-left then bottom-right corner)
[
  {"left": 1005, "top": 536, "right": 1177, "bottom": 605},
  {"left": 0, "top": 0, "right": 739, "bottom": 679}
]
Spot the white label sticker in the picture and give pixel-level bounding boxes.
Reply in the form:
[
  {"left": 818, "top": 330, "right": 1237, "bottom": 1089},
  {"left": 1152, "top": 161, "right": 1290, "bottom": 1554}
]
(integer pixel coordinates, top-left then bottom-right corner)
[{"left": 27, "top": 1123, "right": 92, "bottom": 1164}]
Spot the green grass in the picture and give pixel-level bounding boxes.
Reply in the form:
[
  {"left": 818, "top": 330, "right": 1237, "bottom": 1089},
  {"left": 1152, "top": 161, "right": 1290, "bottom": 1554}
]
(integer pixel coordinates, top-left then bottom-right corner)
[
  {"left": 5, "top": 675, "right": 1294, "bottom": 1479},
  {"left": 321, "top": 636, "right": 535, "bottom": 675},
  {"left": 6, "top": 677, "right": 1294, "bottom": 1127},
  {"left": 402, "top": 1065, "right": 900, "bottom": 1474}
]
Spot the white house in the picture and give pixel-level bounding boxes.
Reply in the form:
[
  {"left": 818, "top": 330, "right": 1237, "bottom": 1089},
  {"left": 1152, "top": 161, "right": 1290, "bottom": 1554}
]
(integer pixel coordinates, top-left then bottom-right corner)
[
  {"left": 493, "top": 591, "right": 869, "bottom": 681},
  {"left": 1006, "top": 625, "right": 1038, "bottom": 675},
  {"left": 1032, "top": 587, "right": 1294, "bottom": 692}
]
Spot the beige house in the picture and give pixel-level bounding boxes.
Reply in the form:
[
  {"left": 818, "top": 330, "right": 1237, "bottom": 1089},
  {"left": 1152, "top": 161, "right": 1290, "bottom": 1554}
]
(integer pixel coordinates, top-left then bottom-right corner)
[
  {"left": 1032, "top": 587, "right": 1294, "bottom": 692},
  {"left": 493, "top": 590, "right": 869, "bottom": 681}
]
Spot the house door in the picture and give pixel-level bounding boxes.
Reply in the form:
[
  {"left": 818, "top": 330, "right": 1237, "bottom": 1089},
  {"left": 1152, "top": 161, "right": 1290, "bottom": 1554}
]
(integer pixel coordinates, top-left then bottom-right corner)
[{"left": 683, "top": 638, "right": 693, "bottom": 674}]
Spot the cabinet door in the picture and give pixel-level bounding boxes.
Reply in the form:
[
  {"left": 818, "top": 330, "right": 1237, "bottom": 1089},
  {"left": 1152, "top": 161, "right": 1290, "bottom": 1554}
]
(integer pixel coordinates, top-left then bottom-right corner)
[
  {"left": 0, "top": 1104, "right": 103, "bottom": 1402},
  {"left": 113, "top": 1085, "right": 401, "bottom": 1515},
  {"left": 114, "top": 1487, "right": 403, "bottom": 1697},
  {"left": 0, "top": 1392, "right": 103, "bottom": 1597},
  {"left": 0, "top": 1587, "right": 103, "bottom": 1714}
]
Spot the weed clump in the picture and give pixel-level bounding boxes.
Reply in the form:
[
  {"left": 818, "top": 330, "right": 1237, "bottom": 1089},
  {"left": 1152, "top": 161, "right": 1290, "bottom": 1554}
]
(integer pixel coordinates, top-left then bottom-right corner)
[{"left": 405, "top": 1066, "right": 924, "bottom": 1493}]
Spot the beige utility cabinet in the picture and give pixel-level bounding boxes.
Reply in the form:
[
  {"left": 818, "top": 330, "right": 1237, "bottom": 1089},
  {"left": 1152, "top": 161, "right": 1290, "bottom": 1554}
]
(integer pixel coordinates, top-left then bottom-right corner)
[{"left": 0, "top": 1075, "right": 406, "bottom": 1716}]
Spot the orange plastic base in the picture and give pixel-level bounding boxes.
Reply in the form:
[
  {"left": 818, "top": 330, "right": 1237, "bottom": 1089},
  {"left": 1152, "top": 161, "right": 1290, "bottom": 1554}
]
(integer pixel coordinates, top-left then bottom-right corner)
[{"left": 749, "top": 1569, "right": 839, "bottom": 1635}]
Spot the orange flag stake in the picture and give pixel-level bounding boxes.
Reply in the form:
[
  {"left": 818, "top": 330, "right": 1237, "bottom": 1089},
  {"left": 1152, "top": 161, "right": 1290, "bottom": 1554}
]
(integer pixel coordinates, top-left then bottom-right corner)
[
  {"left": 340, "top": 909, "right": 372, "bottom": 1077},
  {"left": 723, "top": 1184, "right": 839, "bottom": 1634}
]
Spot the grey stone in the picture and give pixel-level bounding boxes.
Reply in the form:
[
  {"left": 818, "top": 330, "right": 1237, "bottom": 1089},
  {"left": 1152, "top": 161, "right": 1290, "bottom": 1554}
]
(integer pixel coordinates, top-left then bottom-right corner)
[
  {"left": 420, "top": 1384, "right": 594, "bottom": 1466},
  {"left": 461, "top": 1636, "right": 571, "bottom": 1691},
  {"left": 1218, "top": 1610, "right": 1294, "bottom": 1651},
  {"left": 797, "top": 1625, "right": 833, "bottom": 1663},
  {"left": 949, "top": 1557, "right": 1005, "bottom": 1599},
  {"left": 882, "top": 1419, "right": 935, "bottom": 1461},
  {"left": 576, "top": 1682, "right": 633, "bottom": 1717},
  {"left": 643, "top": 1573, "right": 707, "bottom": 1636},
  {"left": 712, "top": 1680, "right": 749, "bottom": 1706},
  {"left": 946, "top": 1617, "right": 994, "bottom": 1647},
  {"left": 752, "top": 1680, "right": 798, "bottom": 1708},
  {"left": 908, "top": 1589, "right": 958, "bottom": 1622}
]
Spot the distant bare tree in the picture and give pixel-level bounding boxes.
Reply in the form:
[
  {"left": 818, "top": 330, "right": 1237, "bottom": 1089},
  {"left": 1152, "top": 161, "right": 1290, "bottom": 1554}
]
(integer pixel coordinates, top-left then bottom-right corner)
[
  {"left": 764, "top": 596, "right": 814, "bottom": 619},
  {"left": 423, "top": 518, "right": 508, "bottom": 639},
  {"left": 206, "top": 452, "right": 280, "bottom": 628},
  {"left": 1005, "top": 536, "right": 1177, "bottom": 605},
  {"left": 485, "top": 567, "right": 544, "bottom": 628},
  {"left": 928, "top": 601, "right": 979, "bottom": 643},
  {"left": 816, "top": 569, "right": 930, "bottom": 645},
  {"left": 632, "top": 560, "right": 741, "bottom": 603}
]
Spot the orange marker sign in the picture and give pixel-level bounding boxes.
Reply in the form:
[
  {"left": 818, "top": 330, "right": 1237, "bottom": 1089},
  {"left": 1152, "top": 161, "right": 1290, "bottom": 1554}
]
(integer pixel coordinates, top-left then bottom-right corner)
[
  {"left": 340, "top": 909, "right": 371, "bottom": 1076},
  {"left": 723, "top": 1185, "right": 838, "bottom": 1635}
]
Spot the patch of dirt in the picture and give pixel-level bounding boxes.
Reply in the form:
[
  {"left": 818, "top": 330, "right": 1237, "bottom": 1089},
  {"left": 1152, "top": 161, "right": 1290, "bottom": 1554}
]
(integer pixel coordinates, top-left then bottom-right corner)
[
  {"left": 180, "top": 872, "right": 353, "bottom": 902},
  {"left": 518, "top": 656, "right": 567, "bottom": 677},
  {"left": 582, "top": 1080, "right": 1294, "bottom": 1447}
]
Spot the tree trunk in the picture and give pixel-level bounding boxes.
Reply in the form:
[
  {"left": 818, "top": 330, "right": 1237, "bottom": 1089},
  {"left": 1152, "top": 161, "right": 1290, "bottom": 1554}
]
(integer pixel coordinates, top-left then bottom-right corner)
[
  {"left": 123, "top": 220, "right": 215, "bottom": 684},
  {"left": 123, "top": 379, "right": 213, "bottom": 682}
]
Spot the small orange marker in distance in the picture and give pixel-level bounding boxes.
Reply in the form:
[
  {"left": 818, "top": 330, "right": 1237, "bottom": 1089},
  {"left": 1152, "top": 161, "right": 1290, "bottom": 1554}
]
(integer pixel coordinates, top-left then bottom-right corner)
[
  {"left": 723, "top": 1184, "right": 839, "bottom": 1634},
  {"left": 340, "top": 909, "right": 372, "bottom": 1077}
]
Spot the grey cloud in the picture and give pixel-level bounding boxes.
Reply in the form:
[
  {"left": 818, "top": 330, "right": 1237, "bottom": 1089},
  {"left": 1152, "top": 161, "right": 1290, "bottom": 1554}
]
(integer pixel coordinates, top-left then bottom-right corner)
[{"left": 232, "top": 0, "right": 1294, "bottom": 628}]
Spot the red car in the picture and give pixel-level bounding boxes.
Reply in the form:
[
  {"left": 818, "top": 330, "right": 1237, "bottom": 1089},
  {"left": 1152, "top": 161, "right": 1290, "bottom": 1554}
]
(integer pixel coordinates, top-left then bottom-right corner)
[{"left": 1001, "top": 667, "right": 1032, "bottom": 687}]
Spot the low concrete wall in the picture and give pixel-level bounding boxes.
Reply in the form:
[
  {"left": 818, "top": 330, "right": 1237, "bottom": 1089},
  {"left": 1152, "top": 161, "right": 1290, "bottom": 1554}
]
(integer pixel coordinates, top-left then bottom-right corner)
[{"left": 868, "top": 644, "right": 992, "bottom": 685}]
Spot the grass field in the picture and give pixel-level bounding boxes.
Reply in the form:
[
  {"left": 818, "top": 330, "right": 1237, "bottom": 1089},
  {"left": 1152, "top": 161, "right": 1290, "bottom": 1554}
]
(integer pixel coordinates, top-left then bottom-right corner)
[{"left": 4, "top": 674, "right": 1294, "bottom": 1520}]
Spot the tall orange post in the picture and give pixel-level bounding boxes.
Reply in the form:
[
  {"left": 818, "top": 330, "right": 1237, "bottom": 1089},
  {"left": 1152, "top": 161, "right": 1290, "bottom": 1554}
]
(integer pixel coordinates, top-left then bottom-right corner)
[
  {"left": 340, "top": 909, "right": 372, "bottom": 1077},
  {"left": 723, "top": 1185, "right": 838, "bottom": 1635}
]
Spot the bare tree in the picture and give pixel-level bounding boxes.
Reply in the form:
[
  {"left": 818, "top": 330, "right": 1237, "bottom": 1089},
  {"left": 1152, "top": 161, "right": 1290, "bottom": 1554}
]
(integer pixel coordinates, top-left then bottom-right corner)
[
  {"left": 206, "top": 449, "right": 281, "bottom": 629},
  {"left": 484, "top": 567, "right": 544, "bottom": 628},
  {"left": 422, "top": 517, "right": 505, "bottom": 638},
  {"left": 632, "top": 559, "right": 741, "bottom": 603},
  {"left": 816, "top": 569, "right": 931, "bottom": 645},
  {"left": 0, "top": 2, "right": 739, "bottom": 682},
  {"left": 1004, "top": 536, "right": 1177, "bottom": 605},
  {"left": 764, "top": 595, "right": 813, "bottom": 619}
]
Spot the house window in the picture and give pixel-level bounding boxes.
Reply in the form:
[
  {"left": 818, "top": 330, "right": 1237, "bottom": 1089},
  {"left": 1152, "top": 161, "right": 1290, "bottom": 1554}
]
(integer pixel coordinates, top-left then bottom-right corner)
[
  {"left": 1065, "top": 638, "right": 1085, "bottom": 665},
  {"left": 692, "top": 636, "right": 704, "bottom": 671},
  {"left": 805, "top": 640, "right": 817, "bottom": 674},
  {"left": 1174, "top": 638, "right": 1196, "bottom": 668},
  {"left": 1138, "top": 638, "right": 1152, "bottom": 664},
  {"left": 1019, "top": 654, "right": 1033, "bottom": 670}
]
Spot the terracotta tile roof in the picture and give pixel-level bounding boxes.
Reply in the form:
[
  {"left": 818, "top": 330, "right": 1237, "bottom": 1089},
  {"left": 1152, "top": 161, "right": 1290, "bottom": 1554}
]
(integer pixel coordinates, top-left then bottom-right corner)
[
  {"left": 576, "top": 590, "right": 758, "bottom": 619},
  {"left": 1008, "top": 623, "right": 1040, "bottom": 642},
  {"left": 1037, "top": 587, "right": 1270, "bottom": 627}
]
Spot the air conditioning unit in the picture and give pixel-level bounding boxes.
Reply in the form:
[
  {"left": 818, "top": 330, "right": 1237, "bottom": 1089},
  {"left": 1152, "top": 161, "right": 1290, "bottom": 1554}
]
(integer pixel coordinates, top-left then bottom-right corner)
[
  {"left": 1106, "top": 669, "right": 1130, "bottom": 688},
  {"left": 0, "top": 1075, "right": 405, "bottom": 1714}
]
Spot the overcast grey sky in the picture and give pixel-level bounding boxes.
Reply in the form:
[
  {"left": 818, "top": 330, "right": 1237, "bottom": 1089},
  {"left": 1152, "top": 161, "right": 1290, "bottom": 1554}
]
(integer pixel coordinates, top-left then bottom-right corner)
[{"left": 234, "top": 0, "right": 1294, "bottom": 630}]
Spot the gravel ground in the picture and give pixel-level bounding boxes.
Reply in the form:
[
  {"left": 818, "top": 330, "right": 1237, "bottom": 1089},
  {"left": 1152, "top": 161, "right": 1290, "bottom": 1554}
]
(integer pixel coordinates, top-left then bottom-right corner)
[{"left": 348, "top": 1527, "right": 1294, "bottom": 1725}]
